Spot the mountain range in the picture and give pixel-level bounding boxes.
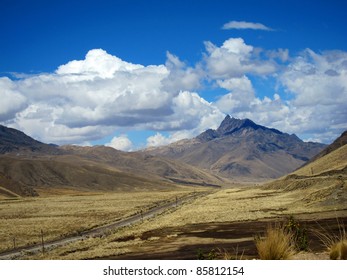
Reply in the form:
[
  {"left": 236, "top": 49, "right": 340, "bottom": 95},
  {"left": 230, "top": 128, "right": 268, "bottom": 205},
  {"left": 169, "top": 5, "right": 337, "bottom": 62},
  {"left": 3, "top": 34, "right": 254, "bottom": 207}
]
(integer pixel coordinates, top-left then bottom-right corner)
[
  {"left": 0, "top": 125, "right": 223, "bottom": 197},
  {"left": 0, "top": 116, "right": 328, "bottom": 196},
  {"left": 146, "top": 115, "right": 326, "bottom": 181}
]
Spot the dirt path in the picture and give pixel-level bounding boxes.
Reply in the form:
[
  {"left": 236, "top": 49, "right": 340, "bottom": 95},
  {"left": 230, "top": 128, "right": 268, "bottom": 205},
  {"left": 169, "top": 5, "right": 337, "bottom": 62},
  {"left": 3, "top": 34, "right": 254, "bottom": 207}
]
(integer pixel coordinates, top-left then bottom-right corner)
[{"left": 0, "top": 191, "right": 211, "bottom": 260}]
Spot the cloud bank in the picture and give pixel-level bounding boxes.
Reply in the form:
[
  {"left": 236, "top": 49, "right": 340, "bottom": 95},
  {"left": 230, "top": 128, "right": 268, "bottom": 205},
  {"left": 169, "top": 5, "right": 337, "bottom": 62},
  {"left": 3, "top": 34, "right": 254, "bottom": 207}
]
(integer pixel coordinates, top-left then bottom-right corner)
[
  {"left": 1, "top": 49, "right": 223, "bottom": 146},
  {"left": 1, "top": 39, "right": 346, "bottom": 149}
]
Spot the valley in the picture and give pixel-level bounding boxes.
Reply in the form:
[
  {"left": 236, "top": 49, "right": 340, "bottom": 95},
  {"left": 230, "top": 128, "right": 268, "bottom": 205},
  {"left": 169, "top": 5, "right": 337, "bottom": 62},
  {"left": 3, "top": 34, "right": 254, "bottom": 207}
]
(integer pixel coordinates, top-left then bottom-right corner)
[
  {"left": 1, "top": 1, "right": 347, "bottom": 269},
  {"left": 1, "top": 184, "right": 345, "bottom": 260},
  {"left": 0, "top": 119, "right": 346, "bottom": 260}
]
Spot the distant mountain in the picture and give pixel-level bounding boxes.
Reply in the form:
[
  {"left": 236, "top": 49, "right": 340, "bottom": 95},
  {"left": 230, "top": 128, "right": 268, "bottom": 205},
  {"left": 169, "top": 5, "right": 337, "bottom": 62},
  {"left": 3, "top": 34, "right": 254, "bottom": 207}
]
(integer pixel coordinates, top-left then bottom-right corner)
[
  {"left": 0, "top": 154, "right": 178, "bottom": 196},
  {"left": 0, "top": 125, "right": 60, "bottom": 155},
  {"left": 146, "top": 115, "right": 326, "bottom": 181},
  {"left": 60, "top": 145, "right": 224, "bottom": 187},
  {"left": 0, "top": 125, "right": 223, "bottom": 197}
]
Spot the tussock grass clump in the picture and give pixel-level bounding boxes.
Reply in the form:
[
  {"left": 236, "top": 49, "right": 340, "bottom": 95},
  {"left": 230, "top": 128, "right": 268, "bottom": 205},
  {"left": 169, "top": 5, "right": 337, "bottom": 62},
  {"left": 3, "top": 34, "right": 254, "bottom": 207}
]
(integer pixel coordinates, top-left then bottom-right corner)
[
  {"left": 329, "top": 241, "right": 347, "bottom": 260},
  {"left": 255, "top": 224, "right": 296, "bottom": 260},
  {"left": 315, "top": 219, "right": 347, "bottom": 260},
  {"left": 219, "top": 246, "right": 245, "bottom": 260}
]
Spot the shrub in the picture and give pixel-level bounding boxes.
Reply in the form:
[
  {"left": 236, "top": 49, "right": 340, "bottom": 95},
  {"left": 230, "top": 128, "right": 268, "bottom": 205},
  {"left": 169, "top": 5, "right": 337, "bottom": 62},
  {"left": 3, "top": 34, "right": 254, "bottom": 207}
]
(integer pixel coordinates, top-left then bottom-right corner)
[
  {"left": 285, "top": 216, "right": 308, "bottom": 251},
  {"left": 196, "top": 248, "right": 217, "bottom": 260},
  {"left": 255, "top": 224, "right": 296, "bottom": 260}
]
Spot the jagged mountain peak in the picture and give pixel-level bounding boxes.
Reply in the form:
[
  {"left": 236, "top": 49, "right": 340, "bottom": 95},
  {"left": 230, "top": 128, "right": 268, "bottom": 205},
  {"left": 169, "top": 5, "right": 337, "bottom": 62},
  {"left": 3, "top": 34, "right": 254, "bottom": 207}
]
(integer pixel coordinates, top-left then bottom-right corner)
[
  {"left": 148, "top": 116, "right": 326, "bottom": 181},
  {"left": 197, "top": 116, "right": 282, "bottom": 142},
  {"left": 216, "top": 115, "right": 258, "bottom": 135}
]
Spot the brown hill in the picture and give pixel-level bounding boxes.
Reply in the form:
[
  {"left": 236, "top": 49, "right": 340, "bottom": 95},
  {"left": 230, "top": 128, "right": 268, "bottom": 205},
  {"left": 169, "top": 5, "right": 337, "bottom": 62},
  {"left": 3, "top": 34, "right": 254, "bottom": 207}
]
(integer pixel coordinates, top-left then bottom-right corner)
[
  {"left": 0, "top": 125, "right": 224, "bottom": 197},
  {"left": 60, "top": 145, "right": 224, "bottom": 186},
  {"left": 0, "top": 125, "right": 60, "bottom": 155},
  {"left": 0, "top": 172, "right": 37, "bottom": 197},
  {"left": 146, "top": 116, "right": 325, "bottom": 181},
  {"left": 0, "top": 155, "right": 178, "bottom": 195},
  {"left": 304, "top": 130, "right": 347, "bottom": 166}
]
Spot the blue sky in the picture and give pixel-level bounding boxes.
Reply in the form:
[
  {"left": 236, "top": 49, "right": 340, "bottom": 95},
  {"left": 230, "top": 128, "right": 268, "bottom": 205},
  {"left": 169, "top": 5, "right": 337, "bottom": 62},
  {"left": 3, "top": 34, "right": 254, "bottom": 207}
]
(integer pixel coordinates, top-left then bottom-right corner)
[{"left": 1, "top": 0, "right": 347, "bottom": 150}]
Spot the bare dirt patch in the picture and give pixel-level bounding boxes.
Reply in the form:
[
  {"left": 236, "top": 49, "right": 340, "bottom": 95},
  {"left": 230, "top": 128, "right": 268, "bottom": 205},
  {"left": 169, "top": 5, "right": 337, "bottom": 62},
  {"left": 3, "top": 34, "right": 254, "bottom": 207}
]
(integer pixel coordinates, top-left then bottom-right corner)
[{"left": 100, "top": 214, "right": 347, "bottom": 260}]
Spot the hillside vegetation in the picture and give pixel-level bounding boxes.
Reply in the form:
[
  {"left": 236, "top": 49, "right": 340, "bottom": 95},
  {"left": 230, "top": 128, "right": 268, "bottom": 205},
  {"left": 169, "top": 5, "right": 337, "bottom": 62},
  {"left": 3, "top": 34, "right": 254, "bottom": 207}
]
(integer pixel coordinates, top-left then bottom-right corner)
[{"left": 265, "top": 131, "right": 347, "bottom": 209}]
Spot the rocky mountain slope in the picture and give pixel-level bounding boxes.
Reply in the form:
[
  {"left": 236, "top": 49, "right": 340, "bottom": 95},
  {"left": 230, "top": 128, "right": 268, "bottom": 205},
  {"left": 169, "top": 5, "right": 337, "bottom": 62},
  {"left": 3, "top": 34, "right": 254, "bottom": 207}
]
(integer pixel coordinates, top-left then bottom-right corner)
[{"left": 146, "top": 115, "right": 326, "bottom": 181}]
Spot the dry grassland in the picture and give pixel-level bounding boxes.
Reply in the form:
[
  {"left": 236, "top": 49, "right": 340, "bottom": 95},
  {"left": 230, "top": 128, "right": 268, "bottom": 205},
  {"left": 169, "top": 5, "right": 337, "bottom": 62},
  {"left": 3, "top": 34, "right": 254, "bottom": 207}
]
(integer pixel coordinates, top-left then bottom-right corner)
[
  {"left": 0, "top": 187, "right": 197, "bottom": 252},
  {"left": 23, "top": 184, "right": 347, "bottom": 260},
  {"left": 295, "top": 145, "right": 347, "bottom": 176}
]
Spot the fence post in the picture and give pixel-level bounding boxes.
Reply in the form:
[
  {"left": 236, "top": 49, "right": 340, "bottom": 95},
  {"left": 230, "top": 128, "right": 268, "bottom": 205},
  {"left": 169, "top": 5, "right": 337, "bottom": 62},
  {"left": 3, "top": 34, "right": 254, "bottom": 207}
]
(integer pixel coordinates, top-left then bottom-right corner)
[{"left": 41, "top": 229, "right": 45, "bottom": 255}]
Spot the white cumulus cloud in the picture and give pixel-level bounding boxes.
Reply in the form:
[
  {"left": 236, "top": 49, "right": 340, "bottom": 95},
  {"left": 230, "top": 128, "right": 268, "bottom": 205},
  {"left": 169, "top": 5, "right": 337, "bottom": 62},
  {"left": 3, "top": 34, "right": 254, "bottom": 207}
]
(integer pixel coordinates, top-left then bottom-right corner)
[
  {"left": 146, "top": 132, "right": 172, "bottom": 147},
  {"left": 212, "top": 46, "right": 347, "bottom": 143},
  {"left": 148, "top": 131, "right": 195, "bottom": 147},
  {"left": 162, "top": 52, "right": 202, "bottom": 93},
  {"left": 204, "top": 38, "right": 277, "bottom": 79},
  {"left": 0, "top": 49, "right": 223, "bottom": 145},
  {"left": 1, "top": 38, "right": 346, "bottom": 146},
  {"left": 279, "top": 49, "right": 347, "bottom": 142},
  {"left": 106, "top": 135, "right": 133, "bottom": 151},
  {"left": 56, "top": 49, "right": 143, "bottom": 78},
  {"left": 215, "top": 76, "right": 256, "bottom": 113},
  {"left": 0, "top": 77, "right": 27, "bottom": 122}
]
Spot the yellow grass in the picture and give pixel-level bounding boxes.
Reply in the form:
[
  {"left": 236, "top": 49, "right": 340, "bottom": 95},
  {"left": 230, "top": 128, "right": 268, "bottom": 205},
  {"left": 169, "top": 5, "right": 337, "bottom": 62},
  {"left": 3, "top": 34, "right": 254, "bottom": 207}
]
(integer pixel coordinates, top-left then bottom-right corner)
[
  {"left": 314, "top": 218, "right": 347, "bottom": 260},
  {"left": 330, "top": 241, "right": 347, "bottom": 260},
  {"left": 294, "top": 145, "right": 347, "bottom": 176},
  {"left": 255, "top": 224, "right": 295, "bottom": 260},
  {"left": 0, "top": 188, "right": 196, "bottom": 252},
  {"left": 21, "top": 185, "right": 343, "bottom": 260},
  {"left": 4, "top": 182, "right": 346, "bottom": 260}
]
